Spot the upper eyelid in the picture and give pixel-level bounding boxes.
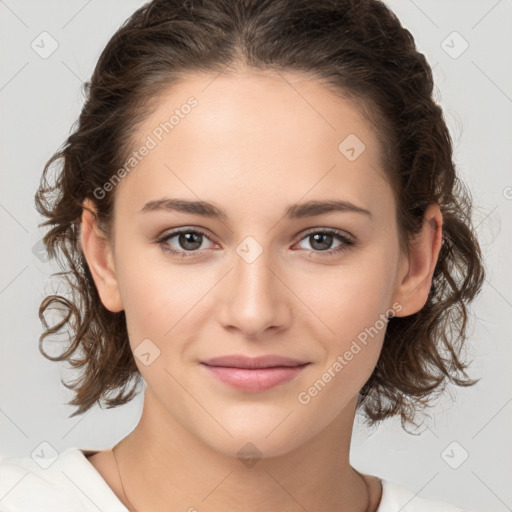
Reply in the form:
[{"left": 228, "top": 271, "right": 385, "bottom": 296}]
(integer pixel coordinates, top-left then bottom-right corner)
[{"left": 299, "top": 226, "right": 354, "bottom": 241}]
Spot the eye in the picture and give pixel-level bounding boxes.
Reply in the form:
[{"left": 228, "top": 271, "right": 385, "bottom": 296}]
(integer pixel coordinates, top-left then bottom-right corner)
[
  {"left": 156, "top": 228, "right": 217, "bottom": 258},
  {"left": 156, "top": 227, "right": 355, "bottom": 259},
  {"left": 294, "top": 228, "right": 355, "bottom": 256}
]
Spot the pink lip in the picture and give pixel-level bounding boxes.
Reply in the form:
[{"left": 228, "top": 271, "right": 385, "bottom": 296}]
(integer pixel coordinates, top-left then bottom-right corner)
[{"left": 200, "top": 354, "right": 310, "bottom": 392}]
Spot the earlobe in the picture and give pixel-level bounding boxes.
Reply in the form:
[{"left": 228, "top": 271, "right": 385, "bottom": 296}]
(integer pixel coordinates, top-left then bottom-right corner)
[
  {"left": 392, "top": 203, "right": 444, "bottom": 317},
  {"left": 80, "top": 200, "right": 124, "bottom": 313}
]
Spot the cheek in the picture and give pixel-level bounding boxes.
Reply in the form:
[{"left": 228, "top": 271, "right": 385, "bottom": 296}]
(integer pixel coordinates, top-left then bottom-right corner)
[
  {"left": 303, "top": 248, "right": 398, "bottom": 328},
  {"left": 115, "top": 246, "right": 214, "bottom": 350},
  {"left": 296, "top": 268, "right": 393, "bottom": 415},
  {"left": 297, "top": 243, "right": 399, "bottom": 377}
]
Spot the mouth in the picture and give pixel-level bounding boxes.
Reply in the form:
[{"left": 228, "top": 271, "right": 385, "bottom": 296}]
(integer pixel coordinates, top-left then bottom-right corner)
[{"left": 200, "top": 355, "right": 310, "bottom": 392}]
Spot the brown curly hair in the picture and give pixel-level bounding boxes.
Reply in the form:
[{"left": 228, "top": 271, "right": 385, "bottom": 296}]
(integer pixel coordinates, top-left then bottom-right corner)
[{"left": 35, "top": 0, "right": 485, "bottom": 429}]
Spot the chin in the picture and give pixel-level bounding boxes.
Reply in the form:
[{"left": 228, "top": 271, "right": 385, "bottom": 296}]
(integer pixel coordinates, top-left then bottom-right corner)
[{"left": 193, "top": 414, "right": 312, "bottom": 462}]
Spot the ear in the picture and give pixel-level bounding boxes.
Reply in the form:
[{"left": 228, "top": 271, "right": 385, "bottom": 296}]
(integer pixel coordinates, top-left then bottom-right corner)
[
  {"left": 391, "top": 203, "right": 444, "bottom": 317},
  {"left": 80, "top": 199, "right": 123, "bottom": 313}
]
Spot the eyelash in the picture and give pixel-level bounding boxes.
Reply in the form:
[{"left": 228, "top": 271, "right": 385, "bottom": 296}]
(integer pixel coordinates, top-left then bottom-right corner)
[{"left": 156, "top": 227, "right": 355, "bottom": 259}]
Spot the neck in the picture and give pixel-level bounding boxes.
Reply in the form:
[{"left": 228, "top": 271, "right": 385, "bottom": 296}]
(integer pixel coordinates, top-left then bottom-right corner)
[{"left": 115, "top": 391, "right": 371, "bottom": 512}]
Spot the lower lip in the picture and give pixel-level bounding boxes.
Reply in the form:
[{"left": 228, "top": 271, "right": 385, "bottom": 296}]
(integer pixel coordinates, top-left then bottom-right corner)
[{"left": 200, "top": 364, "right": 309, "bottom": 392}]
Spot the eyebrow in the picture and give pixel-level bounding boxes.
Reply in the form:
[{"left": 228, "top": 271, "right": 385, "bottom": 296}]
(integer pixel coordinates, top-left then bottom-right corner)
[{"left": 140, "top": 198, "right": 372, "bottom": 220}]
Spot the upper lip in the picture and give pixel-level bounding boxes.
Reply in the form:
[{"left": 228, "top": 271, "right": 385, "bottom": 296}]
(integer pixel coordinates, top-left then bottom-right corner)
[{"left": 201, "top": 355, "right": 309, "bottom": 369}]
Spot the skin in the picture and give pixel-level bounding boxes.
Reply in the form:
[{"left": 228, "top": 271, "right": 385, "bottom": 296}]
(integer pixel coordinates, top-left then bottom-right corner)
[{"left": 80, "top": 69, "right": 443, "bottom": 511}]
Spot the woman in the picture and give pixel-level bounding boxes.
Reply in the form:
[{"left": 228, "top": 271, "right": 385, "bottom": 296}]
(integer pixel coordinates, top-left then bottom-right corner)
[{"left": 0, "top": 0, "right": 484, "bottom": 510}]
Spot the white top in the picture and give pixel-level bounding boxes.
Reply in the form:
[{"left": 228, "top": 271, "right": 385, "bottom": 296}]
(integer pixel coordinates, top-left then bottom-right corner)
[{"left": 0, "top": 447, "right": 470, "bottom": 511}]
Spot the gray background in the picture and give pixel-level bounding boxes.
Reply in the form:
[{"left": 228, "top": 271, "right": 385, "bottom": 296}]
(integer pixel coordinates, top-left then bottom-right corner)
[{"left": 1, "top": 1, "right": 511, "bottom": 511}]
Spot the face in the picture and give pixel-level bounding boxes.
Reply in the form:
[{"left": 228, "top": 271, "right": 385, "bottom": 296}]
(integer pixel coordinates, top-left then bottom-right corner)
[{"left": 85, "top": 70, "right": 422, "bottom": 459}]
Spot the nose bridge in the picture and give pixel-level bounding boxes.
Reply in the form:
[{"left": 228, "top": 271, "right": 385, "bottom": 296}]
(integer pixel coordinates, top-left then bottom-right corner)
[
  {"left": 234, "top": 235, "right": 277, "bottom": 305},
  {"left": 220, "top": 235, "right": 287, "bottom": 335}
]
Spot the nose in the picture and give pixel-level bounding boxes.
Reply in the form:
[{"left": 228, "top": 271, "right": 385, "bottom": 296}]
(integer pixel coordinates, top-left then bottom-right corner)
[{"left": 217, "top": 244, "right": 291, "bottom": 339}]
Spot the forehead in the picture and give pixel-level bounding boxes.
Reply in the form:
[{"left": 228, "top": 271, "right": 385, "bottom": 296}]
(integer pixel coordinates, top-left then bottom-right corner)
[{"left": 116, "top": 70, "right": 393, "bottom": 221}]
